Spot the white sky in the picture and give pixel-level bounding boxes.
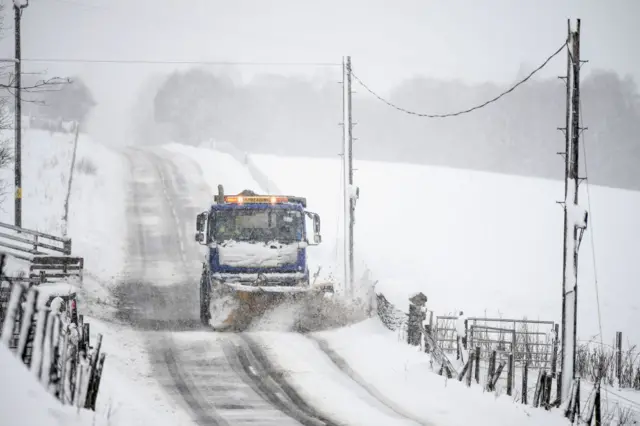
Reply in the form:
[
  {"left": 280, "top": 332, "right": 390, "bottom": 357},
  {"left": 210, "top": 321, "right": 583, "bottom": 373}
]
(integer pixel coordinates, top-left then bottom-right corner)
[{"left": 0, "top": 0, "right": 637, "bottom": 145}]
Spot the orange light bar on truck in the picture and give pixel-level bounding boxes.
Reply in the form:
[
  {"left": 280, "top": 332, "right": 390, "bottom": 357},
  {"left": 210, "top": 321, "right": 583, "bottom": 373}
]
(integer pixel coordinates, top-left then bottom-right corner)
[{"left": 224, "top": 195, "right": 289, "bottom": 204}]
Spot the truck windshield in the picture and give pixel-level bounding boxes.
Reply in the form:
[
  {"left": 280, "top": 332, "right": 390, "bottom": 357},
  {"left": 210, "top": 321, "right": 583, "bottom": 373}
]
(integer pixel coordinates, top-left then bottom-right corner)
[{"left": 213, "top": 209, "right": 304, "bottom": 243}]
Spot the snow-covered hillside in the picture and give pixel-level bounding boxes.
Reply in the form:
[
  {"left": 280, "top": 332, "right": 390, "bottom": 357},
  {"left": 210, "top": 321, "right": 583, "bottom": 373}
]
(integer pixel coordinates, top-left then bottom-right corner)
[
  {"left": 221, "top": 150, "right": 638, "bottom": 346},
  {"left": 0, "top": 129, "right": 128, "bottom": 290}
]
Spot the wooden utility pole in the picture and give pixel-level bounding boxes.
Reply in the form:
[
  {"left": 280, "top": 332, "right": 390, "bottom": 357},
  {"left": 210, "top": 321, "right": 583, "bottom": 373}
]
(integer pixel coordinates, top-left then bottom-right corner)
[
  {"left": 560, "top": 19, "right": 586, "bottom": 403},
  {"left": 14, "top": 1, "right": 29, "bottom": 227},
  {"left": 342, "top": 56, "right": 355, "bottom": 297},
  {"left": 62, "top": 123, "right": 81, "bottom": 237}
]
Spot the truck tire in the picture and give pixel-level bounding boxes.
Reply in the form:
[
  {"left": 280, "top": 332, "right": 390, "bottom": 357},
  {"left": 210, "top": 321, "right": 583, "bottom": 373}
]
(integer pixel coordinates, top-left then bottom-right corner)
[{"left": 200, "top": 268, "right": 211, "bottom": 326}]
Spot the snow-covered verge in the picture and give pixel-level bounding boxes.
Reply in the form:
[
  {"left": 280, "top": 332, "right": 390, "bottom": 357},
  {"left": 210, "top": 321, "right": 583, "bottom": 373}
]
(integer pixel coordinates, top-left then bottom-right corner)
[
  {"left": 0, "top": 129, "right": 128, "bottom": 309},
  {"left": 85, "top": 319, "right": 197, "bottom": 426},
  {"left": 246, "top": 152, "right": 640, "bottom": 347},
  {"left": 317, "top": 318, "right": 567, "bottom": 426},
  {"left": 251, "top": 318, "right": 567, "bottom": 426},
  {"left": 0, "top": 341, "right": 107, "bottom": 426}
]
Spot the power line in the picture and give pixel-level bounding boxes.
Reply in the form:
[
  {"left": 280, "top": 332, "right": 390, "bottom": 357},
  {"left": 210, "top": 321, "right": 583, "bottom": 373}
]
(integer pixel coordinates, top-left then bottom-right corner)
[
  {"left": 579, "top": 95, "right": 615, "bottom": 412},
  {"left": 578, "top": 98, "right": 605, "bottom": 351},
  {"left": 351, "top": 40, "right": 568, "bottom": 118},
  {"left": 20, "top": 58, "right": 341, "bottom": 67}
]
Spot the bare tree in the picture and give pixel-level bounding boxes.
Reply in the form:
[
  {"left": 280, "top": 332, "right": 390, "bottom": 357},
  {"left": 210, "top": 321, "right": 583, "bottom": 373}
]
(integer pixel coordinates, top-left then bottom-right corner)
[
  {"left": 0, "top": 3, "right": 69, "bottom": 206},
  {"left": 0, "top": 92, "right": 13, "bottom": 205}
]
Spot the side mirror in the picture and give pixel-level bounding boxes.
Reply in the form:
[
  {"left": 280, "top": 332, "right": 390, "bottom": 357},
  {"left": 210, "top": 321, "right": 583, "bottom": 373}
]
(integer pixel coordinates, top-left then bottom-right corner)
[
  {"left": 195, "top": 233, "right": 204, "bottom": 243},
  {"left": 304, "top": 212, "right": 321, "bottom": 245},
  {"left": 196, "top": 212, "right": 207, "bottom": 232}
]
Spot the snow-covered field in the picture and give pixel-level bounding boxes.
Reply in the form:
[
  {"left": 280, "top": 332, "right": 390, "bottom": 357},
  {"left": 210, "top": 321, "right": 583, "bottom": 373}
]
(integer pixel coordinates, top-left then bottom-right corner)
[{"left": 241, "top": 152, "right": 640, "bottom": 347}]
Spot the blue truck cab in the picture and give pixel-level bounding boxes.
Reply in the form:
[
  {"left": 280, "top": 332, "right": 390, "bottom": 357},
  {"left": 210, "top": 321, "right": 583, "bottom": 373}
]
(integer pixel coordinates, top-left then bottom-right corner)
[{"left": 195, "top": 185, "right": 323, "bottom": 326}]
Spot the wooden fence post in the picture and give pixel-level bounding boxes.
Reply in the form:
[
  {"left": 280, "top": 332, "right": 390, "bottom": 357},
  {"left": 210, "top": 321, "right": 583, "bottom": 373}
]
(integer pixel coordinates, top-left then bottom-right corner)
[
  {"left": 0, "top": 283, "right": 24, "bottom": 348},
  {"left": 463, "top": 318, "right": 468, "bottom": 350},
  {"left": 616, "top": 331, "right": 622, "bottom": 387},
  {"left": 90, "top": 353, "right": 106, "bottom": 410},
  {"left": 594, "top": 383, "right": 601, "bottom": 426},
  {"left": 539, "top": 371, "right": 550, "bottom": 409},
  {"left": 572, "top": 378, "right": 581, "bottom": 422},
  {"left": 564, "top": 378, "right": 580, "bottom": 422},
  {"left": 551, "top": 324, "right": 559, "bottom": 378},
  {"left": 40, "top": 311, "right": 57, "bottom": 386},
  {"left": 30, "top": 308, "right": 48, "bottom": 378},
  {"left": 533, "top": 370, "right": 543, "bottom": 408},
  {"left": 474, "top": 346, "right": 481, "bottom": 384},
  {"left": 491, "top": 362, "right": 505, "bottom": 391},
  {"left": 84, "top": 333, "right": 102, "bottom": 409},
  {"left": 522, "top": 361, "right": 529, "bottom": 404},
  {"left": 485, "top": 350, "right": 496, "bottom": 392},
  {"left": 466, "top": 351, "right": 473, "bottom": 387},
  {"left": 17, "top": 288, "right": 37, "bottom": 362},
  {"left": 83, "top": 322, "right": 90, "bottom": 351},
  {"left": 58, "top": 326, "right": 69, "bottom": 403},
  {"left": 507, "top": 353, "right": 514, "bottom": 396},
  {"left": 457, "top": 357, "right": 470, "bottom": 381},
  {"left": 543, "top": 372, "right": 553, "bottom": 408}
]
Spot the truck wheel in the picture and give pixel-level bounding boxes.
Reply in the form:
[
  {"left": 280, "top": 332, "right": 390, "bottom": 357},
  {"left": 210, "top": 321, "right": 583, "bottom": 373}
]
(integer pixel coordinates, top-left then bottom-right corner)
[{"left": 200, "top": 270, "right": 211, "bottom": 326}]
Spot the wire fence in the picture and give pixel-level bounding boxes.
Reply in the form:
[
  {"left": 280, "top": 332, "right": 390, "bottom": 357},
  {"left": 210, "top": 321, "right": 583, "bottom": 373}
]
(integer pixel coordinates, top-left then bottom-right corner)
[{"left": 434, "top": 315, "right": 557, "bottom": 370}]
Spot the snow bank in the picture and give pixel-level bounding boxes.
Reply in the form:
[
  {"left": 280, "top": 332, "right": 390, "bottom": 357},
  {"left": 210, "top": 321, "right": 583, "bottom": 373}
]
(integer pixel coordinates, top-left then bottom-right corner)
[
  {"left": 248, "top": 153, "right": 640, "bottom": 345},
  {"left": 312, "top": 318, "right": 567, "bottom": 426},
  {"left": 250, "top": 331, "right": 420, "bottom": 426},
  {"left": 0, "top": 342, "right": 103, "bottom": 426}
]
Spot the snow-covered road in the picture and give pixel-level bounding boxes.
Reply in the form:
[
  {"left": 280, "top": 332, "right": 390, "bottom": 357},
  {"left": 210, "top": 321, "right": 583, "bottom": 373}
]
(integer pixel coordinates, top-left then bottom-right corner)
[{"left": 112, "top": 146, "right": 421, "bottom": 425}]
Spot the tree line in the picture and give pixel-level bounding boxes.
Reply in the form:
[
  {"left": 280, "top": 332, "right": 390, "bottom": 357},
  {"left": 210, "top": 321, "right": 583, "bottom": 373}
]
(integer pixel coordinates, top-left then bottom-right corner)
[{"left": 149, "top": 67, "right": 640, "bottom": 191}]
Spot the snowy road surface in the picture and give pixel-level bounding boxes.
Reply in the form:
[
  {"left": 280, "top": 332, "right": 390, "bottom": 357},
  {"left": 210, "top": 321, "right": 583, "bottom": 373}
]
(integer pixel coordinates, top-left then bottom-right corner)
[{"left": 112, "top": 147, "right": 423, "bottom": 425}]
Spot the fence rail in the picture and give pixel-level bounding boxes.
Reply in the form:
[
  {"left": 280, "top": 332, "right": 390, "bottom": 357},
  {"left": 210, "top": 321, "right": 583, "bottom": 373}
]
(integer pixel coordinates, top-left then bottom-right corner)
[{"left": 0, "top": 222, "right": 83, "bottom": 284}]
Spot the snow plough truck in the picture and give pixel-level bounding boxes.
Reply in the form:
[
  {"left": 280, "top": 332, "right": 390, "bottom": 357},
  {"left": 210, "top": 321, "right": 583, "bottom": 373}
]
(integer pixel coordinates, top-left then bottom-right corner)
[{"left": 195, "top": 185, "right": 334, "bottom": 331}]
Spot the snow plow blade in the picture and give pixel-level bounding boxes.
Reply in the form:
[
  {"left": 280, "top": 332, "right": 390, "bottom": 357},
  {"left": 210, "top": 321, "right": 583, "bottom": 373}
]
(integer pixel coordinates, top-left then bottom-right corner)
[{"left": 209, "top": 284, "right": 335, "bottom": 332}]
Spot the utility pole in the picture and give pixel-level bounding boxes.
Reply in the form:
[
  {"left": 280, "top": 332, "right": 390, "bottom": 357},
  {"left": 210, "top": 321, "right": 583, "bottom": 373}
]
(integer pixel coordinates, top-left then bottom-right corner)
[
  {"left": 559, "top": 18, "right": 586, "bottom": 404},
  {"left": 14, "top": 0, "right": 29, "bottom": 228},
  {"left": 342, "top": 56, "right": 355, "bottom": 297},
  {"left": 62, "top": 123, "right": 81, "bottom": 237}
]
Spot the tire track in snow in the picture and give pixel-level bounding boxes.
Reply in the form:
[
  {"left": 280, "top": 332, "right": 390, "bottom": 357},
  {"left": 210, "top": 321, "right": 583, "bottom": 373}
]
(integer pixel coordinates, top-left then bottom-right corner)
[
  {"left": 163, "top": 343, "right": 229, "bottom": 426},
  {"left": 308, "top": 335, "right": 432, "bottom": 426},
  {"left": 230, "top": 334, "right": 342, "bottom": 426}
]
